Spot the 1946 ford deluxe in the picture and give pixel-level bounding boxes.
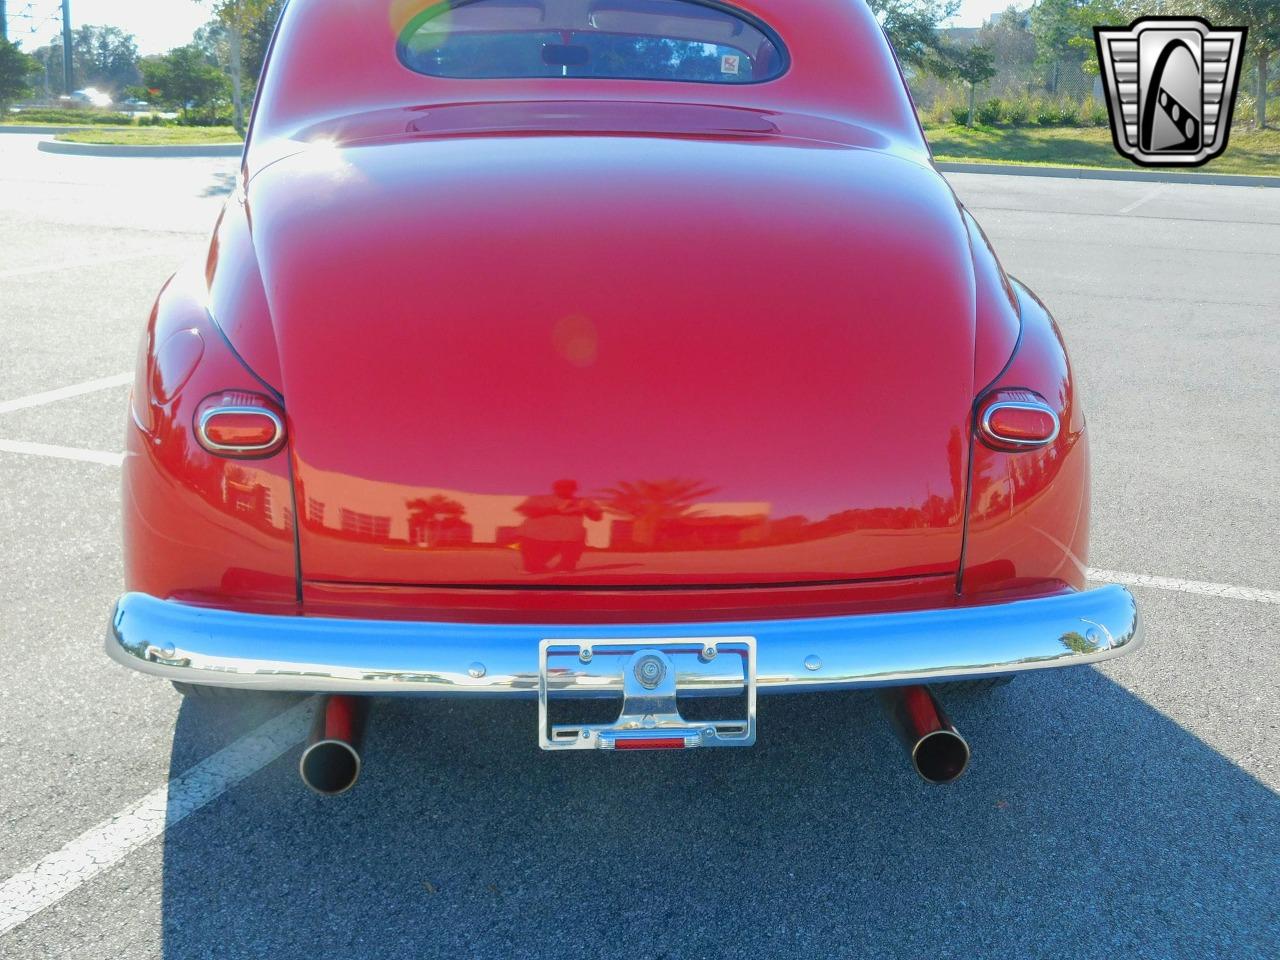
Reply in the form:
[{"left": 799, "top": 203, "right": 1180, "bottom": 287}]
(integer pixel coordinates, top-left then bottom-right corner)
[{"left": 107, "top": 0, "right": 1143, "bottom": 793}]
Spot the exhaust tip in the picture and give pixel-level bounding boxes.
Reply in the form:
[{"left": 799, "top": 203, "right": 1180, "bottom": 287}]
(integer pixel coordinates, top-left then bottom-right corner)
[
  {"left": 299, "top": 739, "right": 362, "bottom": 796},
  {"left": 911, "top": 729, "right": 970, "bottom": 784}
]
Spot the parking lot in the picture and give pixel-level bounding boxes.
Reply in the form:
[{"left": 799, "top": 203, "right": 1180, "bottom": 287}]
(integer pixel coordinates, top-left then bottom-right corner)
[{"left": 1, "top": 129, "right": 1277, "bottom": 958}]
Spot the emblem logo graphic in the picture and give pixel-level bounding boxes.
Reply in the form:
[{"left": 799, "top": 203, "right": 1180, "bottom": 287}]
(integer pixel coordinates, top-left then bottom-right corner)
[{"left": 1094, "top": 17, "right": 1246, "bottom": 167}]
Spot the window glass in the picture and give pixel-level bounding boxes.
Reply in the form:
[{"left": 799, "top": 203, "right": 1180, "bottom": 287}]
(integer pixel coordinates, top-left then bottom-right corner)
[{"left": 399, "top": 0, "right": 786, "bottom": 84}]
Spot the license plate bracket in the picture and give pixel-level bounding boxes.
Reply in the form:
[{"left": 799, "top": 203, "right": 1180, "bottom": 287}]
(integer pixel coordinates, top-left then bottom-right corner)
[{"left": 538, "top": 637, "right": 756, "bottom": 750}]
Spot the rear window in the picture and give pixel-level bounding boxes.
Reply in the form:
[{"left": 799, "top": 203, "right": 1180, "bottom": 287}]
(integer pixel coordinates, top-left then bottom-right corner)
[{"left": 398, "top": 0, "right": 787, "bottom": 83}]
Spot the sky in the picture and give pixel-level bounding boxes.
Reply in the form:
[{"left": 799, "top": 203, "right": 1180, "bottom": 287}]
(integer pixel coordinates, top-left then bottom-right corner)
[{"left": 4, "top": 0, "right": 1017, "bottom": 54}]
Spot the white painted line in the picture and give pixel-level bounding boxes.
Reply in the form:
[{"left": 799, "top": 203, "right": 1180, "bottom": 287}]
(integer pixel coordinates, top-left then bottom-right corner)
[
  {"left": 0, "top": 701, "right": 311, "bottom": 938},
  {"left": 1117, "top": 184, "right": 1166, "bottom": 214},
  {"left": 0, "top": 439, "right": 124, "bottom": 467},
  {"left": 0, "top": 372, "right": 131, "bottom": 415},
  {"left": 1088, "top": 568, "right": 1280, "bottom": 605}
]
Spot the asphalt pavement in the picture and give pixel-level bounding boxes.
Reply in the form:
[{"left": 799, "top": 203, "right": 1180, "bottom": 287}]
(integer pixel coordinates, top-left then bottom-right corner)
[{"left": 0, "top": 130, "right": 1277, "bottom": 959}]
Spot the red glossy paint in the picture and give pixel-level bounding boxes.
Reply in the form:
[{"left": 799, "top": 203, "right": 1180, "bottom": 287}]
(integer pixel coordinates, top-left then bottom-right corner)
[
  {"left": 125, "top": 265, "right": 297, "bottom": 611},
  {"left": 122, "top": 0, "right": 1091, "bottom": 621},
  {"left": 960, "top": 284, "right": 1090, "bottom": 597}
]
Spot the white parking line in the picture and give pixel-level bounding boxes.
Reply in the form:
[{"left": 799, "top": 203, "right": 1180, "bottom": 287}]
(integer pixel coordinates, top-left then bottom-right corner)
[
  {"left": 0, "top": 372, "right": 131, "bottom": 415},
  {"left": 1117, "top": 184, "right": 1166, "bottom": 215},
  {"left": 0, "top": 439, "right": 124, "bottom": 467},
  {"left": 1088, "top": 568, "right": 1280, "bottom": 605},
  {"left": 0, "top": 565, "right": 1272, "bottom": 936},
  {"left": 0, "top": 701, "right": 311, "bottom": 938}
]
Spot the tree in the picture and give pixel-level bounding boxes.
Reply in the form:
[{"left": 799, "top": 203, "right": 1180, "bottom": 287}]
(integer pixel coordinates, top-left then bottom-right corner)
[
  {"left": 1204, "top": 0, "right": 1280, "bottom": 128},
  {"left": 1029, "top": 0, "right": 1099, "bottom": 92},
  {"left": 202, "top": 1, "right": 278, "bottom": 136},
  {"left": 978, "top": 6, "right": 1037, "bottom": 93},
  {"left": 0, "top": 38, "right": 38, "bottom": 109},
  {"left": 32, "top": 25, "right": 139, "bottom": 95},
  {"left": 866, "top": 0, "right": 960, "bottom": 75},
  {"left": 141, "top": 45, "right": 227, "bottom": 118},
  {"left": 938, "top": 41, "right": 997, "bottom": 125},
  {"left": 75, "top": 25, "right": 140, "bottom": 91}
]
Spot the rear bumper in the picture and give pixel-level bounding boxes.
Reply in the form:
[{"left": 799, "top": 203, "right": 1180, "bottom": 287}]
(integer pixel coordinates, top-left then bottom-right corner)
[{"left": 105, "top": 586, "right": 1142, "bottom": 695}]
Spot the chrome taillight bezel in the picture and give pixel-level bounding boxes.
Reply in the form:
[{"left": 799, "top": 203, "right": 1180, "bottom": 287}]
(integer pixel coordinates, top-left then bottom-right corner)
[
  {"left": 977, "top": 391, "right": 1061, "bottom": 451},
  {"left": 194, "top": 393, "right": 287, "bottom": 458}
]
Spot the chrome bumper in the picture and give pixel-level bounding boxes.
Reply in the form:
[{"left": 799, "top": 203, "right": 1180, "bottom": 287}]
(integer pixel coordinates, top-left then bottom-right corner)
[{"left": 105, "top": 586, "right": 1142, "bottom": 696}]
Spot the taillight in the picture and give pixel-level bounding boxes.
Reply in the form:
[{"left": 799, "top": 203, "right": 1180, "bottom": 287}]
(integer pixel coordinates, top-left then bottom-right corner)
[
  {"left": 977, "top": 390, "right": 1060, "bottom": 451},
  {"left": 194, "top": 391, "right": 286, "bottom": 457}
]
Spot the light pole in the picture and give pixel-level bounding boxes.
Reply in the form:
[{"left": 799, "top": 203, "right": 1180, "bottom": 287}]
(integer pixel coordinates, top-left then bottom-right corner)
[
  {"left": 1, "top": 1, "right": 8, "bottom": 44},
  {"left": 61, "top": 0, "right": 73, "bottom": 94}
]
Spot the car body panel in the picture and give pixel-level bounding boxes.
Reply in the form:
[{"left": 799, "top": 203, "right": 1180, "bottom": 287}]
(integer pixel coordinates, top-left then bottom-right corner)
[
  {"left": 244, "top": 132, "right": 976, "bottom": 587},
  {"left": 120, "top": 0, "right": 1102, "bottom": 637}
]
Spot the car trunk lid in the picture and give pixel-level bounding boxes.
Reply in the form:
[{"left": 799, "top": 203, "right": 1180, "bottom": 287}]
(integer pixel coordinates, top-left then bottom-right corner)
[{"left": 246, "top": 130, "right": 975, "bottom": 588}]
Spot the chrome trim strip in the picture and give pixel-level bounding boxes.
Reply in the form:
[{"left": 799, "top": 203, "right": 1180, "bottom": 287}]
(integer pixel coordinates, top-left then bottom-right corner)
[
  {"left": 980, "top": 400, "right": 1061, "bottom": 448},
  {"left": 195, "top": 405, "right": 285, "bottom": 454},
  {"left": 106, "top": 586, "right": 1142, "bottom": 696}
]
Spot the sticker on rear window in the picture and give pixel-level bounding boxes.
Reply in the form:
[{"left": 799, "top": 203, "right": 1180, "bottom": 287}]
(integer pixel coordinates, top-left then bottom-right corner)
[{"left": 720, "top": 54, "right": 740, "bottom": 75}]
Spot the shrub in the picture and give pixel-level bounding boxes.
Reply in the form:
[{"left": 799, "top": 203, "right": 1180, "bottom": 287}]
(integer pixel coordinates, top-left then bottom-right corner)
[
  {"left": 177, "top": 107, "right": 234, "bottom": 127},
  {"left": 1003, "top": 98, "right": 1030, "bottom": 126},
  {"left": 1085, "top": 99, "right": 1110, "bottom": 127},
  {"left": 976, "top": 98, "right": 1003, "bottom": 126},
  {"left": 8, "top": 107, "right": 133, "bottom": 125},
  {"left": 1033, "top": 100, "right": 1081, "bottom": 126},
  {"left": 1033, "top": 99, "right": 1059, "bottom": 126},
  {"left": 921, "top": 91, "right": 964, "bottom": 126},
  {"left": 951, "top": 105, "right": 972, "bottom": 125}
]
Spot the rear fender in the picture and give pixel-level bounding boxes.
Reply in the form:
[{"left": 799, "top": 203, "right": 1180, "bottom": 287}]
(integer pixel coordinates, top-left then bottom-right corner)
[
  {"left": 124, "top": 258, "right": 299, "bottom": 611},
  {"left": 960, "top": 281, "right": 1089, "bottom": 597}
]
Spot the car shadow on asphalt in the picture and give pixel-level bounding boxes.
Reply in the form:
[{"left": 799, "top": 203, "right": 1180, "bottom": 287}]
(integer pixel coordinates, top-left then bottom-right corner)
[
  {"left": 202, "top": 170, "right": 238, "bottom": 198},
  {"left": 158, "top": 669, "right": 1278, "bottom": 959}
]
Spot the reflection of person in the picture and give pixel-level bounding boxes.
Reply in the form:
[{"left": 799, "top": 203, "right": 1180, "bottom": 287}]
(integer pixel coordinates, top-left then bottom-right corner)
[{"left": 515, "top": 479, "right": 603, "bottom": 573}]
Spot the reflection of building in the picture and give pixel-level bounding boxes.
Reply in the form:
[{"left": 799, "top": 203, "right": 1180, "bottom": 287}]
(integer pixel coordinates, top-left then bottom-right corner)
[
  {"left": 300, "top": 470, "right": 771, "bottom": 550},
  {"left": 408, "top": 515, "right": 474, "bottom": 547},
  {"left": 609, "top": 512, "right": 769, "bottom": 550},
  {"left": 307, "top": 497, "right": 326, "bottom": 525},
  {"left": 339, "top": 508, "right": 391, "bottom": 541},
  {"left": 220, "top": 468, "right": 292, "bottom": 532},
  {"left": 227, "top": 475, "right": 272, "bottom": 518}
]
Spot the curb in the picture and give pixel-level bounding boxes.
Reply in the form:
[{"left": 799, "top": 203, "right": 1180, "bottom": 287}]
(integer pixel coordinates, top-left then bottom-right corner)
[
  {"left": 935, "top": 160, "right": 1280, "bottom": 188},
  {"left": 36, "top": 139, "right": 243, "bottom": 159},
  {"left": 0, "top": 123, "right": 94, "bottom": 134}
]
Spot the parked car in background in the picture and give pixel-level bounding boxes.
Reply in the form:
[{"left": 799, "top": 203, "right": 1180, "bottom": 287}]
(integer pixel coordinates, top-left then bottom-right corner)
[
  {"left": 107, "top": 0, "right": 1143, "bottom": 795},
  {"left": 69, "top": 87, "right": 114, "bottom": 108}
]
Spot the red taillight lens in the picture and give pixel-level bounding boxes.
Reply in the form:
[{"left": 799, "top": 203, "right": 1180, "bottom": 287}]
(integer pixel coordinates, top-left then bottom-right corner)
[
  {"left": 977, "top": 390, "right": 1060, "bottom": 451},
  {"left": 195, "top": 392, "right": 286, "bottom": 457}
]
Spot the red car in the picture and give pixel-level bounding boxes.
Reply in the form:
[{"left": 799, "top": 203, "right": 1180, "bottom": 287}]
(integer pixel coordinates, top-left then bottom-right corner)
[{"left": 108, "top": 0, "right": 1142, "bottom": 792}]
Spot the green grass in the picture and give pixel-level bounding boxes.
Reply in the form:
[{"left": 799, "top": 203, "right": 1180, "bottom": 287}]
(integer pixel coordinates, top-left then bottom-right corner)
[
  {"left": 54, "top": 126, "right": 243, "bottom": 146},
  {"left": 923, "top": 122, "right": 1280, "bottom": 177}
]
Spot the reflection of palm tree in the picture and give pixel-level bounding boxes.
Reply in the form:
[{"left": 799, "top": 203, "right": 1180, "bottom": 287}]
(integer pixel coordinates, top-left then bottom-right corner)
[
  {"left": 599, "top": 478, "right": 718, "bottom": 547},
  {"left": 407, "top": 494, "right": 466, "bottom": 523},
  {"left": 407, "top": 494, "right": 467, "bottom": 546}
]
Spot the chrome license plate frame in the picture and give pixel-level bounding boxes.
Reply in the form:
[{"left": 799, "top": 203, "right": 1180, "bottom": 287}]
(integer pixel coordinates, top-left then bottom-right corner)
[{"left": 537, "top": 637, "right": 757, "bottom": 751}]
